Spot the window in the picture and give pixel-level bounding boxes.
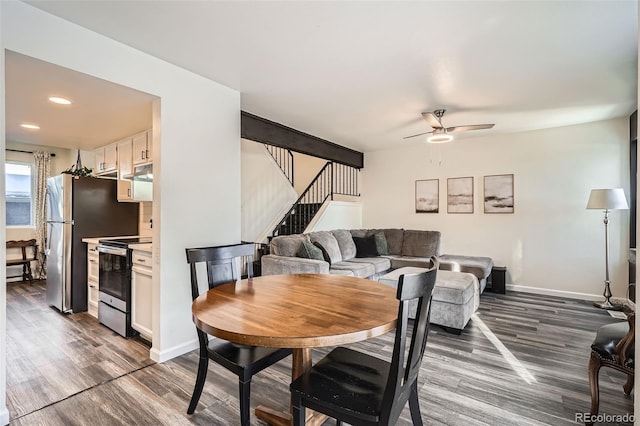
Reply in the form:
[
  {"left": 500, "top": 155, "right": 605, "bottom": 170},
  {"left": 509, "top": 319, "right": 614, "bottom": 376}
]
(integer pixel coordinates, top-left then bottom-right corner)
[{"left": 5, "top": 162, "right": 34, "bottom": 226}]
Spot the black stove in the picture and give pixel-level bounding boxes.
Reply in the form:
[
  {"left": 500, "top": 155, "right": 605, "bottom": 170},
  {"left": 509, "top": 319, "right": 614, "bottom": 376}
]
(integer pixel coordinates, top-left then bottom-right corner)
[{"left": 99, "top": 237, "right": 152, "bottom": 248}]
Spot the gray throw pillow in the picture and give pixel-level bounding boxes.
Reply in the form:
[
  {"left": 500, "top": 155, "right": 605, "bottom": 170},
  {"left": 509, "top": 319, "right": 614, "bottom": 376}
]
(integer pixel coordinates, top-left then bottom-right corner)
[
  {"left": 374, "top": 232, "right": 389, "bottom": 255},
  {"left": 313, "top": 242, "right": 332, "bottom": 264},
  {"left": 297, "top": 240, "right": 325, "bottom": 261}
]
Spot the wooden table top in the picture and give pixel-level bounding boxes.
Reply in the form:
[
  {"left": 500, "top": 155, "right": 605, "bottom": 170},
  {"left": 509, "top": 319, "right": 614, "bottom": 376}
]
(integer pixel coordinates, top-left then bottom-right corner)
[{"left": 192, "top": 273, "right": 399, "bottom": 348}]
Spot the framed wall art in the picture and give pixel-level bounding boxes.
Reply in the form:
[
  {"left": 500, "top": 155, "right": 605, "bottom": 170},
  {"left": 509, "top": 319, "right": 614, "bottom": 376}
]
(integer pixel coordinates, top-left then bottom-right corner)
[
  {"left": 415, "top": 179, "right": 439, "bottom": 213},
  {"left": 447, "top": 177, "right": 474, "bottom": 213},
  {"left": 484, "top": 174, "right": 514, "bottom": 213}
]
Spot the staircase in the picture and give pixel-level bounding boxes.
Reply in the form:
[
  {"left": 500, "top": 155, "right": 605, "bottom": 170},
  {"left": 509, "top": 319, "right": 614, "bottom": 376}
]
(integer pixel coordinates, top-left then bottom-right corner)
[{"left": 272, "top": 161, "right": 359, "bottom": 237}]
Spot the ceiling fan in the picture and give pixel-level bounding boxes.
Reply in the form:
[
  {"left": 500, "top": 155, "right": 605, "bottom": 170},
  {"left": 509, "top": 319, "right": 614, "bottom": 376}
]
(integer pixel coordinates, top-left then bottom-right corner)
[{"left": 403, "top": 109, "right": 495, "bottom": 143}]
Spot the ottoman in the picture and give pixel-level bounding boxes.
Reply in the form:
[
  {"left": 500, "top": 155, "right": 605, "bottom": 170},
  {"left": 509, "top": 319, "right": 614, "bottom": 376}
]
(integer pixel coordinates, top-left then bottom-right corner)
[
  {"left": 438, "top": 254, "right": 494, "bottom": 292},
  {"left": 378, "top": 266, "right": 479, "bottom": 334}
]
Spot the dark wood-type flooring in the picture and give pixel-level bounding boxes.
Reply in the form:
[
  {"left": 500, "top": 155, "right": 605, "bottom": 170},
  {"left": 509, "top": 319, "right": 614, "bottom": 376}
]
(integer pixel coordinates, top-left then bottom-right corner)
[{"left": 6, "top": 280, "right": 634, "bottom": 425}]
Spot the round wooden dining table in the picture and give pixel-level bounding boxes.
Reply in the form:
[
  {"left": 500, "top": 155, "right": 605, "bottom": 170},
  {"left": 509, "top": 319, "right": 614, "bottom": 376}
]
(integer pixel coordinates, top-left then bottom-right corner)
[{"left": 192, "top": 273, "right": 399, "bottom": 426}]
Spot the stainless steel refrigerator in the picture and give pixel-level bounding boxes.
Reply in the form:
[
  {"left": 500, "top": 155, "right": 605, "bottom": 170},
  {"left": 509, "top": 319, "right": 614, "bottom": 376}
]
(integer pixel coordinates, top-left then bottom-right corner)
[{"left": 46, "top": 175, "right": 139, "bottom": 313}]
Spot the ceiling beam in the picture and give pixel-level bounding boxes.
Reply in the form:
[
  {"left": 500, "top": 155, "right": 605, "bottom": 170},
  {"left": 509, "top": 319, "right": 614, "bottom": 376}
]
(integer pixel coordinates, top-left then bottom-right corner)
[{"left": 241, "top": 111, "right": 363, "bottom": 169}]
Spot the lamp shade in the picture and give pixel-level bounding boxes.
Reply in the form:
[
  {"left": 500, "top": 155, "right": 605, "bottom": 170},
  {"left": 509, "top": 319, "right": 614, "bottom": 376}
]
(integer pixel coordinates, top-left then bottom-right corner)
[{"left": 586, "top": 188, "right": 629, "bottom": 210}]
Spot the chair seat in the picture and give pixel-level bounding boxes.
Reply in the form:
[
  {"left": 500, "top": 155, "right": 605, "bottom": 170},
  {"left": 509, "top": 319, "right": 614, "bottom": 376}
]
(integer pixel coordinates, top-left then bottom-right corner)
[
  {"left": 591, "top": 321, "right": 635, "bottom": 368},
  {"left": 290, "top": 346, "right": 390, "bottom": 423},
  {"left": 207, "top": 339, "right": 291, "bottom": 378}
]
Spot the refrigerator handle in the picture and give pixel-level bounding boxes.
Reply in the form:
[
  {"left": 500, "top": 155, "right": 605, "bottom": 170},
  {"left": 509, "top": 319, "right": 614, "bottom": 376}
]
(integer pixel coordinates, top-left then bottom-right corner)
[{"left": 45, "top": 222, "right": 52, "bottom": 256}]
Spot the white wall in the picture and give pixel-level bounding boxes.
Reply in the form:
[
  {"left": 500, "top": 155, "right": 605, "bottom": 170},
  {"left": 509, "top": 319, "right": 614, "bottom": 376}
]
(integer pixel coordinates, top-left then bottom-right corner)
[
  {"left": 310, "top": 200, "right": 363, "bottom": 231},
  {"left": 1, "top": 2, "right": 241, "bottom": 421},
  {"left": 241, "top": 139, "right": 297, "bottom": 243},
  {"left": 362, "top": 118, "right": 630, "bottom": 299},
  {"left": 292, "top": 152, "right": 327, "bottom": 195}
]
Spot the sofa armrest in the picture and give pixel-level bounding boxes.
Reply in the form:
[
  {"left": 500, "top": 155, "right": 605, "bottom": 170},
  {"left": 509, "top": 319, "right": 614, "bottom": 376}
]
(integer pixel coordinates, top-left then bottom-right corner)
[{"left": 261, "top": 254, "right": 330, "bottom": 275}]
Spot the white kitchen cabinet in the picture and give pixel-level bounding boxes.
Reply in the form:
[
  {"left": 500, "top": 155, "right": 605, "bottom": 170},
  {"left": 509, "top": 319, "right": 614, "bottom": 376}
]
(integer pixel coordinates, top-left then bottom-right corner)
[
  {"left": 117, "top": 179, "right": 152, "bottom": 202},
  {"left": 131, "top": 249, "right": 153, "bottom": 341},
  {"left": 117, "top": 137, "right": 133, "bottom": 178},
  {"left": 87, "top": 243, "right": 99, "bottom": 318},
  {"left": 132, "top": 130, "right": 152, "bottom": 166},
  {"left": 94, "top": 142, "right": 118, "bottom": 175}
]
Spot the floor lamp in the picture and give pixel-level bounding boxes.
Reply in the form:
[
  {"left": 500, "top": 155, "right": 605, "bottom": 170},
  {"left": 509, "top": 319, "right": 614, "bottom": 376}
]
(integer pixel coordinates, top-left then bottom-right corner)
[{"left": 587, "top": 188, "right": 629, "bottom": 310}]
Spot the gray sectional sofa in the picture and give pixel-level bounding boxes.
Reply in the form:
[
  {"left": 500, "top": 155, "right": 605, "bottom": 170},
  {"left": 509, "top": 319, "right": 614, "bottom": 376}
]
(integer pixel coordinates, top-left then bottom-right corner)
[{"left": 261, "top": 228, "right": 494, "bottom": 333}]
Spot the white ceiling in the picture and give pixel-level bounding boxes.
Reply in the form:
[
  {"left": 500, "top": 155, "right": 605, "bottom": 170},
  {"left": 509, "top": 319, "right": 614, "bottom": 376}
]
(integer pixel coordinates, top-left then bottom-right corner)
[
  {"left": 12, "top": 0, "right": 639, "bottom": 153},
  {"left": 5, "top": 51, "right": 156, "bottom": 150}
]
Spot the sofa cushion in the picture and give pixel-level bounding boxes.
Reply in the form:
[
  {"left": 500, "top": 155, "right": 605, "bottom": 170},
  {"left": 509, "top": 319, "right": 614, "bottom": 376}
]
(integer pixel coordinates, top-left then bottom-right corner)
[
  {"left": 271, "top": 234, "right": 311, "bottom": 257},
  {"left": 380, "top": 229, "right": 404, "bottom": 255},
  {"left": 346, "top": 257, "right": 391, "bottom": 273},
  {"left": 374, "top": 232, "right": 389, "bottom": 255},
  {"left": 309, "top": 231, "right": 343, "bottom": 264},
  {"left": 331, "top": 229, "right": 357, "bottom": 261},
  {"left": 329, "top": 261, "right": 376, "bottom": 278},
  {"left": 350, "top": 229, "right": 373, "bottom": 239},
  {"left": 353, "top": 235, "right": 379, "bottom": 258},
  {"left": 296, "top": 240, "right": 324, "bottom": 261},
  {"left": 401, "top": 230, "right": 441, "bottom": 257},
  {"left": 385, "top": 255, "right": 433, "bottom": 270}
]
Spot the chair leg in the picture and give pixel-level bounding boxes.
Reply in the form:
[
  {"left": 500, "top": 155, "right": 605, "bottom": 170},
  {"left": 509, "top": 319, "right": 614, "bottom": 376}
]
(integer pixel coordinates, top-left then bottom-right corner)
[
  {"left": 409, "top": 381, "right": 424, "bottom": 426},
  {"left": 187, "top": 355, "right": 209, "bottom": 414},
  {"left": 239, "top": 378, "right": 251, "bottom": 426},
  {"left": 292, "top": 393, "right": 305, "bottom": 426},
  {"left": 587, "top": 352, "right": 602, "bottom": 424},
  {"left": 623, "top": 373, "right": 634, "bottom": 395}
]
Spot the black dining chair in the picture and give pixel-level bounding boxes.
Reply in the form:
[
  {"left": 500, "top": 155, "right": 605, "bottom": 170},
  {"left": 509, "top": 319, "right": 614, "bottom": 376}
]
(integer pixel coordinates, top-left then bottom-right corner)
[
  {"left": 290, "top": 256, "right": 439, "bottom": 426},
  {"left": 185, "top": 242, "right": 292, "bottom": 425}
]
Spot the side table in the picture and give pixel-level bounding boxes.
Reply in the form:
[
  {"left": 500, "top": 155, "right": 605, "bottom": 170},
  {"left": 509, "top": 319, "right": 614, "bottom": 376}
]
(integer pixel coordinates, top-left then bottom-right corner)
[{"left": 488, "top": 266, "right": 507, "bottom": 294}]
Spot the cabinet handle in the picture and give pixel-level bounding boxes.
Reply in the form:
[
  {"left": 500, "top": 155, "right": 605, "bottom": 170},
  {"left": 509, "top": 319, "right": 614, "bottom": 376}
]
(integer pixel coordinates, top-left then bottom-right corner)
[
  {"left": 89, "top": 248, "right": 96, "bottom": 252},
  {"left": 145, "top": 149, "right": 149, "bottom": 160},
  {"left": 136, "top": 258, "right": 146, "bottom": 263},
  {"left": 89, "top": 259, "right": 96, "bottom": 263},
  {"left": 127, "top": 188, "right": 131, "bottom": 197},
  {"left": 89, "top": 284, "right": 96, "bottom": 288},
  {"left": 141, "top": 150, "right": 146, "bottom": 160}
]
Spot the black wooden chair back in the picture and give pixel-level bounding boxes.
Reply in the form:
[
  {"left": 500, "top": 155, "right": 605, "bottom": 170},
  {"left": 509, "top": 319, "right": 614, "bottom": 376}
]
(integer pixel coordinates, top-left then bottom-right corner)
[
  {"left": 381, "top": 257, "right": 438, "bottom": 424},
  {"left": 186, "top": 242, "right": 254, "bottom": 300}
]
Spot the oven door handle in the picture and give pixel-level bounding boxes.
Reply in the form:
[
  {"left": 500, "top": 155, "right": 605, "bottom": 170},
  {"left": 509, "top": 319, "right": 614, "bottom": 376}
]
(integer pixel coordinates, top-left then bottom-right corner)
[{"left": 97, "top": 245, "right": 128, "bottom": 256}]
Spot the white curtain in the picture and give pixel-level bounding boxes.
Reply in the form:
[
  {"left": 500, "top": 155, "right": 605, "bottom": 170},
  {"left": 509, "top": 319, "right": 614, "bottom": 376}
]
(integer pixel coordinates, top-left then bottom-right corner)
[{"left": 33, "top": 151, "right": 51, "bottom": 279}]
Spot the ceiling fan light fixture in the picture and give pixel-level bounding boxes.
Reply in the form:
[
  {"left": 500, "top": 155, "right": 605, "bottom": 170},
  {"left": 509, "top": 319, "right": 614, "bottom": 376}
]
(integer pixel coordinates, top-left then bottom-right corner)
[{"left": 426, "top": 133, "right": 454, "bottom": 144}]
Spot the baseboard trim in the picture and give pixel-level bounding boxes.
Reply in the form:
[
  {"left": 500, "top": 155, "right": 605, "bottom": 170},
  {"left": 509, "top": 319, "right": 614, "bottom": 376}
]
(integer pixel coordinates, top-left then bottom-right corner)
[
  {"left": 506, "top": 284, "right": 603, "bottom": 301},
  {"left": 1, "top": 406, "right": 9, "bottom": 425},
  {"left": 150, "top": 339, "right": 198, "bottom": 363}
]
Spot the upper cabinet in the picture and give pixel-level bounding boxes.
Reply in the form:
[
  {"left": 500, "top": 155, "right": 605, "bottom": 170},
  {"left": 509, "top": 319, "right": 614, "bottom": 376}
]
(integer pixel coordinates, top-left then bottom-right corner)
[
  {"left": 94, "top": 142, "right": 118, "bottom": 175},
  {"left": 117, "top": 137, "right": 134, "bottom": 178},
  {"left": 94, "top": 129, "right": 153, "bottom": 202},
  {"left": 133, "top": 130, "right": 152, "bottom": 166}
]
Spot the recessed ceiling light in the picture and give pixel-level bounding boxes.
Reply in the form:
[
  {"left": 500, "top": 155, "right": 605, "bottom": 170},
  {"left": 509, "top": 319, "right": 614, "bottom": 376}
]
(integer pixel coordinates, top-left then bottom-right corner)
[
  {"left": 49, "top": 96, "right": 71, "bottom": 105},
  {"left": 20, "top": 123, "right": 40, "bottom": 130}
]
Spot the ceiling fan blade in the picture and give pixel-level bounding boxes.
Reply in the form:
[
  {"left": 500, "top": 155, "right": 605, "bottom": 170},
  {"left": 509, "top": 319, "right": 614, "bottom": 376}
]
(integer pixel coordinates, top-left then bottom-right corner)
[
  {"left": 422, "top": 112, "right": 443, "bottom": 129},
  {"left": 402, "top": 131, "right": 433, "bottom": 140},
  {"left": 446, "top": 124, "right": 495, "bottom": 133}
]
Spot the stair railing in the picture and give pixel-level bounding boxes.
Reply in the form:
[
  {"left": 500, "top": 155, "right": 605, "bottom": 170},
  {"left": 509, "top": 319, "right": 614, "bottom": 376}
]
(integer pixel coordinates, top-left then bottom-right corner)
[
  {"left": 265, "top": 145, "right": 294, "bottom": 186},
  {"left": 272, "top": 162, "right": 360, "bottom": 237}
]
